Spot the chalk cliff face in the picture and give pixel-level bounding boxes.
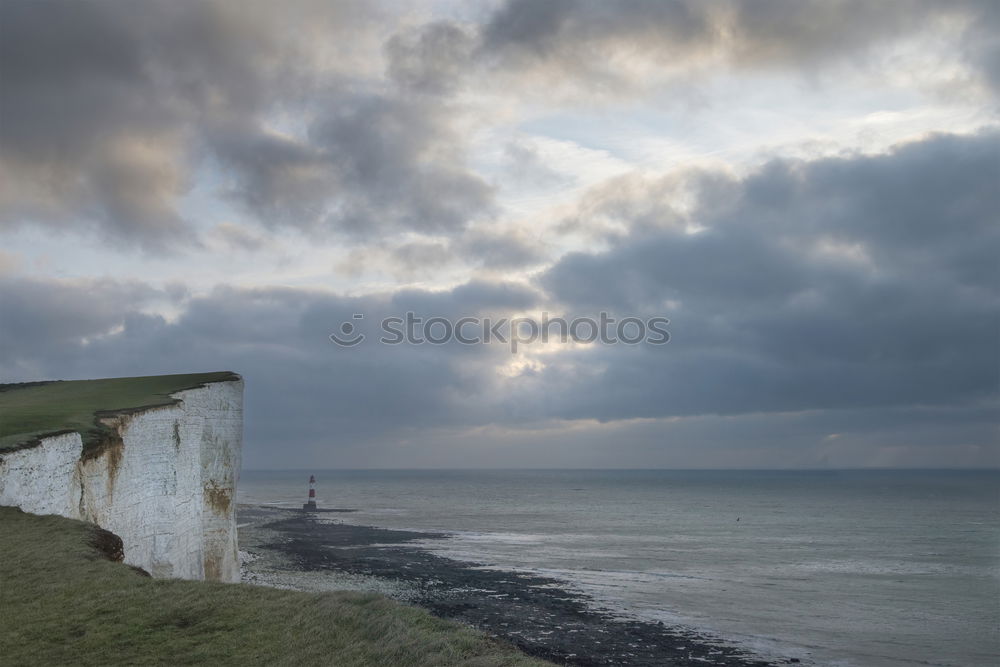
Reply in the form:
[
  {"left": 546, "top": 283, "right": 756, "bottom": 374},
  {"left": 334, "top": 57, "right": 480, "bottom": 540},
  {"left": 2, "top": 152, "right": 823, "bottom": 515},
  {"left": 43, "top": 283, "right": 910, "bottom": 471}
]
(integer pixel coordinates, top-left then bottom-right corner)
[{"left": 0, "top": 378, "right": 243, "bottom": 582}]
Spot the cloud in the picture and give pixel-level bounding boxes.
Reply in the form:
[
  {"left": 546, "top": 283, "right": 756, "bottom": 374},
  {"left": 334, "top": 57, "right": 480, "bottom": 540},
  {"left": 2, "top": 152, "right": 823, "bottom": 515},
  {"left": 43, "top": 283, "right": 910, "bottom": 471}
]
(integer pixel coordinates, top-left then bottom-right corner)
[
  {"left": 535, "top": 130, "right": 999, "bottom": 421},
  {"left": 1, "top": 272, "right": 993, "bottom": 468},
  {"left": 959, "top": 1, "right": 1000, "bottom": 94},
  {"left": 0, "top": 276, "right": 541, "bottom": 466},
  {"left": 385, "top": 21, "right": 476, "bottom": 95},
  {"left": 332, "top": 228, "right": 546, "bottom": 281},
  {"left": 0, "top": 0, "right": 294, "bottom": 250},
  {"left": 0, "top": 3, "right": 996, "bottom": 468},
  {"left": 501, "top": 139, "right": 575, "bottom": 189},
  {"left": 478, "top": 0, "right": 1000, "bottom": 97},
  {"left": 0, "top": 250, "right": 22, "bottom": 276},
  {"left": 208, "top": 86, "right": 496, "bottom": 239},
  {"left": 0, "top": 277, "right": 163, "bottom": 379},
  {"left": 1, "top": 0, "right": 994, "bottom": 254},
  {"left": 2, "top": 132, "right": 997, "bottom": 474},
  {"left": 390, "top": 241, "right": 456, "bottom": 276},
  {"left": 306, "top": 93, "right": 494, "bottom": 239},
  {"left": 210, "top": 222, "right": 273, "bottom": 253},
  {"left": 2, "top": 0, "right": 477, "bottom": 250},
  {"left": 458, "top": 228, "right": 549, "bottom": 270}
]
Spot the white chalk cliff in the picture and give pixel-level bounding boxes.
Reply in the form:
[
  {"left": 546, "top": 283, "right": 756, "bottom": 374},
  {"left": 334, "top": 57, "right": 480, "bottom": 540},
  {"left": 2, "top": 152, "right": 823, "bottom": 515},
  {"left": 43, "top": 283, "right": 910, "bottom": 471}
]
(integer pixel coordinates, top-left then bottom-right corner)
[{"left": 0, "top": 377, "right": 243, "bottom": 582}]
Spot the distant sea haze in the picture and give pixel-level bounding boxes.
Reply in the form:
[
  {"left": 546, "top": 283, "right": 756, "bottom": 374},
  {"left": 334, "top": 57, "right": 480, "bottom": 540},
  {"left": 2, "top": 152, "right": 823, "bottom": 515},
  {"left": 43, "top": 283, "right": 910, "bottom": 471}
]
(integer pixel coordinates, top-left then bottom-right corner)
[{"left": 239, "top": 469, "right": 1000, "bottom": 667}]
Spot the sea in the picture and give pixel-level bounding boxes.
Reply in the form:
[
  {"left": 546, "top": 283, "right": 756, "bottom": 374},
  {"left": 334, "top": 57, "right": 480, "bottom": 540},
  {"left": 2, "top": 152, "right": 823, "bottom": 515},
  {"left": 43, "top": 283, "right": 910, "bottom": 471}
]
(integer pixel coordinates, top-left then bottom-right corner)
[{"left": 238, "top": 469, "right": 999, "bottom": 667}]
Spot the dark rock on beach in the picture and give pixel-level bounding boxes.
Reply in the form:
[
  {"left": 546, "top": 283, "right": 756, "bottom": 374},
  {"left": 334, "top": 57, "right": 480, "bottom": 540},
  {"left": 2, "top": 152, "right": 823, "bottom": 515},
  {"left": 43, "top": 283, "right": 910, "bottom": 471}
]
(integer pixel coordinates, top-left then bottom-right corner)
[{"left": 238, "top": 506, "right": 783, "bottom": 667}]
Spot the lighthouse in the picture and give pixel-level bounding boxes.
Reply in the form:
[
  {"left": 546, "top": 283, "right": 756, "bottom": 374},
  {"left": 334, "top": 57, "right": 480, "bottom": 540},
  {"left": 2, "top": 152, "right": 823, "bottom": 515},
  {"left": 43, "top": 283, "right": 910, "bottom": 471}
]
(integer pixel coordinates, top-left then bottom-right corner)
[{"left": 303, "top": 474, "right": 317, "bottom": 511}]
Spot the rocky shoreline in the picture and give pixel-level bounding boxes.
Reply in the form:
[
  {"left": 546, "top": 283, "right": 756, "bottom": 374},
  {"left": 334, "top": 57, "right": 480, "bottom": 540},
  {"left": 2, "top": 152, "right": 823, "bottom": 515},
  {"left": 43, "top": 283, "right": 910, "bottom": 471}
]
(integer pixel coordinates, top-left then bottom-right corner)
[{"left": 238, "top": 505, "right": 798, "bottom": 667}]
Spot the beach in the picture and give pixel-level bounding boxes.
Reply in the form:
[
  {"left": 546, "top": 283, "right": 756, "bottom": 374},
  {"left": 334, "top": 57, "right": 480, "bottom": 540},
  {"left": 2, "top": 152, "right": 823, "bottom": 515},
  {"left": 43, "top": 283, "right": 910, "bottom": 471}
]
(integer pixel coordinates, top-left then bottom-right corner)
[{"left": 239, "top": 505, "right": 792, "bottom": 666}]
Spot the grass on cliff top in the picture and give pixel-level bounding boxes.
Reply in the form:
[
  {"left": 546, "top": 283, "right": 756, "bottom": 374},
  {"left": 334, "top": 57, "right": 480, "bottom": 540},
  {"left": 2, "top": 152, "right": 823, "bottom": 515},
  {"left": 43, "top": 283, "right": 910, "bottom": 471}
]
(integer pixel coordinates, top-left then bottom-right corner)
[
  {"left": 0, "top": 507, "right": 548, "bottom": 667},
  {"left": 0, "top": 371, "right": 239, "bottom": 452}
]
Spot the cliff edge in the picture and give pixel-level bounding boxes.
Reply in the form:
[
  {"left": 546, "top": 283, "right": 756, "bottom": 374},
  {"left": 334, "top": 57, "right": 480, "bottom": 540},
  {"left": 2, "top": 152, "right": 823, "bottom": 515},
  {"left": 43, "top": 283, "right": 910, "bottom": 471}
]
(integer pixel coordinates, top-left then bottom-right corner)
[{"left": 0, "top": 372, "right": 243, "bottom": 582}]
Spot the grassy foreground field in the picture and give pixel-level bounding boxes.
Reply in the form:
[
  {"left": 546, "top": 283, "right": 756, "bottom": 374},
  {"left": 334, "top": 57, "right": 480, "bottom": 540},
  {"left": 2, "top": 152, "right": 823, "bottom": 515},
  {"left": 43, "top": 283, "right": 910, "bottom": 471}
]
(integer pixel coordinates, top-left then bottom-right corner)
[
  {"left": 0, "top": 507, "right": 547, "bottom": 666},
  {"left": 0, "top": 372, "right": 238, "bottom": 452}
]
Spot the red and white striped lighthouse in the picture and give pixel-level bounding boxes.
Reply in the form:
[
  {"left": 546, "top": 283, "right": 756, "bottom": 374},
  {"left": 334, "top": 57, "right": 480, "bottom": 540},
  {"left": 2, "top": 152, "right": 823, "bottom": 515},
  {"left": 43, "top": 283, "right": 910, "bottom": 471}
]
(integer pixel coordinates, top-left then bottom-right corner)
[{"left": 303, "top": 474, "right": 317, "bottom": 511}]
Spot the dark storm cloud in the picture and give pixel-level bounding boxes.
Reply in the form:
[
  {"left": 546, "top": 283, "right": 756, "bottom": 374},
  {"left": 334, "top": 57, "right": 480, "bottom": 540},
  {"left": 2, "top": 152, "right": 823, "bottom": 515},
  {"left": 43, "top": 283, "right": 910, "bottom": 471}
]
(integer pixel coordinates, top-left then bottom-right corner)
[
  {"left": 306, "top": 94, "right": 494, "bottom": 239},
  {"left": 959, "top": 1, "right": 1000, "bottom": 94},
  {"left": 385, "top": 21, "right": 476, "bottom": 95},
  {"left": 482, "top": 0, "right": 714, "bottom": 62},
  {"left": 0, "top": 278, "right": 162, "bottom": 379},
  {"left": 3, "top": 0, "right": 995, "bottom": 253},
  {"left": 0, "top": 3, "right": 997, "bottom": 467},
  {"left": 207, "top": 122, "right": 334, "bottom": 229},
  {"left": 1, "top": 130, "right": 995, "bottom": 466},
  {"left": 369, "top": 230, "right": 545, "bottom": 278},
  {"left": 0, "top": 0, "right": 288, "bottom": 249},
  {"left": 479, "top": 0, "right": 1000, "bottom": 94},
  {"left": 2, "top": 0, "right": 995, "bottom": 253},
  {"left": 388, "top": 280, "right": 541, "bottom": 320},
  {"left": 0, "top": 0, "right": 492, "bottom": 248},
  {"left": 535, "top": 130, "right": 999, "bottom": 421},
  {"left": 389, "top": 241, "right": 454, "bottom": 274},
  {"left": 458, "top": 228, "right": 549, "bottom": 270},
  {"left": 0, "top": 276, "right": 539, "bottom": 465},
  {"left": 209, "top": 92, "right": 494, "bottom": 240},
  {"left": 211, "top": 222, "right": 271, "bottom": 253},
  {"left": 1, "top": 132, "right": 996, "bottom": 446}
]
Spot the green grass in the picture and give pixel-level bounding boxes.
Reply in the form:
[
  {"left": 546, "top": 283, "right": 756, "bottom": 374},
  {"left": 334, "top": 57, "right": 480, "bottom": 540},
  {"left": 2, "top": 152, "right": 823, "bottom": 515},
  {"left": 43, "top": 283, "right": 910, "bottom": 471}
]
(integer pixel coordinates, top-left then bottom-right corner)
[
  {"left": 0, "top": 372, "right": 239, "bottom": 452},
  {"left": 0, "top": 507, "right": 548, "bottom": 666}
]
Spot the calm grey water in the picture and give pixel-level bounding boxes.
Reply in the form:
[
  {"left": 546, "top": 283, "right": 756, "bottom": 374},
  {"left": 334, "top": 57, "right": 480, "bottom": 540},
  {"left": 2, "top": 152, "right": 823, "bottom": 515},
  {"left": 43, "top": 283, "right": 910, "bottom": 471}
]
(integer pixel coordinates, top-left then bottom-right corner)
[{"left": 238, "top": 469, "right": 999, "bottom": 667}]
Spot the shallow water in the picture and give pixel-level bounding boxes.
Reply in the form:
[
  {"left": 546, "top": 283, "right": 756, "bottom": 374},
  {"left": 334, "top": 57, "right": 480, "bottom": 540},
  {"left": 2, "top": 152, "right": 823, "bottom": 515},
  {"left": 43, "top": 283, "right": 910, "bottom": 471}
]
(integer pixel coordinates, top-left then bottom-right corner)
[{"left": 238, "top": 469, "right": 1000, "bottom": 666}]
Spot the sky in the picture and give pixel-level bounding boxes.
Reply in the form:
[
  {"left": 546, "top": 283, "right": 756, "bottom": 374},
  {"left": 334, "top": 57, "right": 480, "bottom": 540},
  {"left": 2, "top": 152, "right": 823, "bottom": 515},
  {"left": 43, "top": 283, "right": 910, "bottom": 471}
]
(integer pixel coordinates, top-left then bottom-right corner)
[{"left": 0, "top": 0, "right": 997, "bottom": 469}]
